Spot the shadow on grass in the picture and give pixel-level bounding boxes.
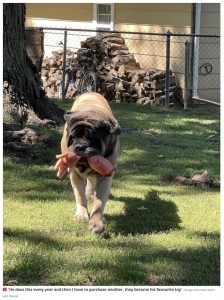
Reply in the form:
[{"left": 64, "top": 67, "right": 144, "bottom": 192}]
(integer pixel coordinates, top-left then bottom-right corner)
[
  {"left": 3, "top": 229, "right": 220, "bottom": 286},
  {"left": 105, "top": 190, "right": 181, "bottom": 235},
  {"left": 95, "top": 235, "right": 220, "bottom": 286},
  {"left": 4, "top": 250, "right": 50, "bottom": 285},
  {"left": 3, "top": 228, "right": 63, "bottom": 249}
]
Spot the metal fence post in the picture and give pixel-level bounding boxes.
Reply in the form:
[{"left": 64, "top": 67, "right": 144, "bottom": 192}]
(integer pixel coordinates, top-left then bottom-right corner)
[
  {"left": 184, "top": 41, "right": 190, "bottom": 109},
  {"left": 62, "top": 30, "right": 67, "bottom": 101},
  {"left": 165, "top": 30, "right": 171, "bottom": 107}
]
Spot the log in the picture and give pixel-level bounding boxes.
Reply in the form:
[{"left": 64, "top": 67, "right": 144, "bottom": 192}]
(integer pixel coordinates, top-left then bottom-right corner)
[
  {"left": 96, "top": 32, "right": 123, "bottom": 41},
  {"left": 150, "top": 76, "right": 176, "bottom": 89},
  {"left": 41, "top": 76, "right": 48, "bottom": 83},
  {"left": 106, "top": 42, "right": 129, "bottom": 51},
  {"left": 102, "top": 37, "right": 125, "bottom": 44},
  {"left": 110, "top": 50, "right": 130, "bottom": 56},
  {"left": 41, "top": 69, "right": 49, "bottom": 76},
  {"left": 7, "top": 142, "right": 31, "bottom": 152},
  {"left": 149, "top": 70, "right": 166, "bottom": 80},
  {"left": 136, "top": 97, "right": 151, "bottom": 105},
  {"left": 117, "top": 65, "right": 125, "bottom": 77}
]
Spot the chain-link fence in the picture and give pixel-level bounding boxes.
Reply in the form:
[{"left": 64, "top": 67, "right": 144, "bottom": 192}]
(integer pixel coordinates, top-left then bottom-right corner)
[
  {"left": 170, "top": 34, "right": 220, "bottom": 108},
  {"left": 25, "top": 27, "right": 220, "bottom": 108}
]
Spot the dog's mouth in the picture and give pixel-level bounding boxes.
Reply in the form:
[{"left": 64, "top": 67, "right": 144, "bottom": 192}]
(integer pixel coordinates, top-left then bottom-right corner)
[
  {"left": 68, "top": 146, "right": 99, "bottom": 157},
  {"left": 76, "top": 156, "right": 89, "bottom": 166},
  {"left": 66, "top": 146, "right": 100, "bottom": 172},
  {"left": 74, "top": 156, "right": 97, "bottom": 173}
]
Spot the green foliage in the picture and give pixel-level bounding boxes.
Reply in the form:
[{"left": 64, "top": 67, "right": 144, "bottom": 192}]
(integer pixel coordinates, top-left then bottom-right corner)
[{"left": 3, "top": 102, "right": 220, "bottom": 286}]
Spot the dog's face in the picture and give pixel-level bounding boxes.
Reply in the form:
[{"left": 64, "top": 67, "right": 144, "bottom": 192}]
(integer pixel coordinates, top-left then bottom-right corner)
[{"left": 64, "top": 111, "right": 121, "bottom": 158}]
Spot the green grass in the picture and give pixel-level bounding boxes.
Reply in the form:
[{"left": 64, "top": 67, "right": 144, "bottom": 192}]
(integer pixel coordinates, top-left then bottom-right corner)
[{"left": 3, "top": 101, "right": 220, "bottom": 286}]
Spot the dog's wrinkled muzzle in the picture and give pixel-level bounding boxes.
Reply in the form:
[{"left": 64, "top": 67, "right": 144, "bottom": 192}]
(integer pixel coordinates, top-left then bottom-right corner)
[{"left": 68, "top": 146, "right": 99, "bottom": 157}]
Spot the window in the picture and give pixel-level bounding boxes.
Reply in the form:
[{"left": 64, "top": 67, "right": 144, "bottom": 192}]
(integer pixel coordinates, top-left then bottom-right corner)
[{"left": 93, "top": 4, "right": 114, "bottom": 31}]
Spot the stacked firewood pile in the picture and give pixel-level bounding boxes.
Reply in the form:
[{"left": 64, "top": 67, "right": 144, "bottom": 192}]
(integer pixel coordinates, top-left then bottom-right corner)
[
  {"left": 41, "top": 49, "right": 74, "bottom": 98},
  {"left": 41, "top": 32, "right": 179, "bottom": 105}
]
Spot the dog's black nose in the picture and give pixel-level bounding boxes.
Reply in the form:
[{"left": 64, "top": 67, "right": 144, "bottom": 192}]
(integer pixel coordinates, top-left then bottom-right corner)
[{"left": 74, "top": 145, "right": 85, "bottom": 153}]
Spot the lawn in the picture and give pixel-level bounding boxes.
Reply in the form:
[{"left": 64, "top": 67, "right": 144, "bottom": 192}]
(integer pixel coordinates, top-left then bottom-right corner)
[{"left": 3, "top": 101, "right": 220, "bottom": 286}]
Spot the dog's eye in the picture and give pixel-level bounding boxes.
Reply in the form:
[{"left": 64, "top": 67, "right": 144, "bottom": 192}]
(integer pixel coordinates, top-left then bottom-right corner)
[
  {"left": 84, "top": 128, "right": 93, "bottom": 137},
  {"left": 73, "top": 127, "right": 84, "bottom": 138}
]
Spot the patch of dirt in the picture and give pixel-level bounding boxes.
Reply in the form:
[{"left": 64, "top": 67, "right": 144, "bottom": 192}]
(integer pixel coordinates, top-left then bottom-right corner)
[
  {"left": 161, "top": 172, "right": 220, "bottom": 188},
  {"left": 3, "top": 122, "right": 59, "bottom": 165}
]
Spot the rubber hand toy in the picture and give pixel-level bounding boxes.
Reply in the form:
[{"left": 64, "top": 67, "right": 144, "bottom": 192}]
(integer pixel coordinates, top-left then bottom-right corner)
[
  {"left": 54, "top": 151, "right": 80, "bottom": 178},
  {"left": 54, "top": 151, "right": 116, "bottom": 178}
]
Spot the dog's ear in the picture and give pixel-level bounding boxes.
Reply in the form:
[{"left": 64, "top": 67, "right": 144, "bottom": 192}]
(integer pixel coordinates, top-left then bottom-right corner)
[
  {"left": 65, "top": 111, "right": 94, "bottom": 127},
  {"left": 108, "top": 119, "right": 121, "bottom": 135},
  {"left": 64, "top": 112, "right": 73, "bottom": 123},
  {"left": 110, "top": 122, "right": 121, "bottom": 135},
  {"left": 64, "top": 112, "right": 78, "bottom": 125}
]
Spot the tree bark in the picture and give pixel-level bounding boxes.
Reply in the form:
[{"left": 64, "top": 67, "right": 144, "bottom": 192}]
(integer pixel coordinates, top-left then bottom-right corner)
[{"left": 3, "top": 3, "right": 64, "bottom": 125}]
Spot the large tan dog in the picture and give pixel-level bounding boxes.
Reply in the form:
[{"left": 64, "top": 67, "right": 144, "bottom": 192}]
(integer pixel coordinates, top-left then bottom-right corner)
[{"left": 61, "top": 93, "right": 121, "bottom": 233}]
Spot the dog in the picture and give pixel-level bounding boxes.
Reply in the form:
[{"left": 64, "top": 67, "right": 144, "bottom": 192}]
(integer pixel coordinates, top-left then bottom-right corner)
[{"left": 61, "top": 92, "right": 121, "bottom": 233}]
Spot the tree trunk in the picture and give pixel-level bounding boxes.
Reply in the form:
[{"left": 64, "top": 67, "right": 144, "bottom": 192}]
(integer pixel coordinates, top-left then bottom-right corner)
[{"left": 3, "top": 3, "right": 64, "bottom": 125}]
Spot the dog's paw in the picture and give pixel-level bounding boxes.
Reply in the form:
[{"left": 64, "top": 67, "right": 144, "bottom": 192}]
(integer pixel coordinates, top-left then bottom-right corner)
[
  {"left": 89, "top": 215, "right": 104, "bottom": 233},
  {"left": 74, "top": 207, "right": 89, "bottom": 221}
]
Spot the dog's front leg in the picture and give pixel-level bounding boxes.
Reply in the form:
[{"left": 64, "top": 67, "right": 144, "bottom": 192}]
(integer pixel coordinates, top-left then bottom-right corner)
[
  {"left": 85, "top": 177, "right": 96, "bottom": 200},
  {"left": 70, "top": 172, "right": 89, "bottom": 221},
  {"left": 89, "top": 176, "right": 113, "bottom": 233}
]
